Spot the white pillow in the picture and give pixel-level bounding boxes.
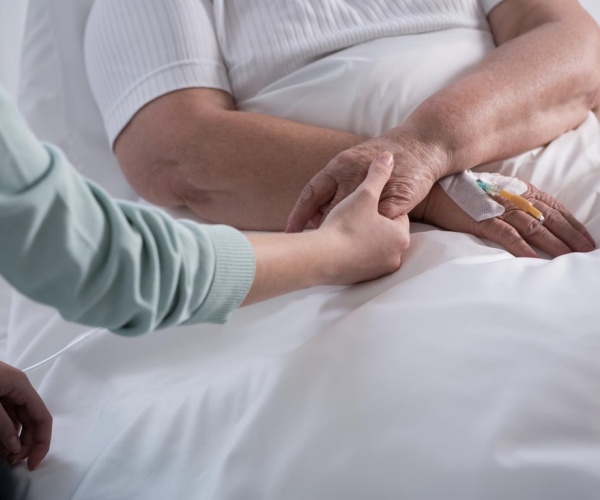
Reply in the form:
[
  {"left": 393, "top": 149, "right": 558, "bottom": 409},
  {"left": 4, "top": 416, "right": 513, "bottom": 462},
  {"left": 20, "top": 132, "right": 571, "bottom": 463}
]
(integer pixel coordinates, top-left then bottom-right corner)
[
  {"left": 580, "top": 0, "right": 600, "bottom": 24},
  {"left": 240, "top": 29, "right": 495, "bottom": 137}
]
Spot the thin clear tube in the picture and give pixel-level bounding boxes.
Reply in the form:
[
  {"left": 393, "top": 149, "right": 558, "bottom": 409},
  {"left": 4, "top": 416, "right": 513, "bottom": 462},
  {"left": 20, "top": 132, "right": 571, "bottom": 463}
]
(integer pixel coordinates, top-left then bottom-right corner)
[{"left": 22, "top": 327, "right": 107, "bottom": 373}]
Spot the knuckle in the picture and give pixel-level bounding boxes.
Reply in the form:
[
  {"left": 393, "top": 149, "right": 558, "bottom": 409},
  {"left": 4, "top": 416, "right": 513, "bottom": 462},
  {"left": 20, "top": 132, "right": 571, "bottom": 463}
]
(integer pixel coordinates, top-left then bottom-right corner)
[
  {"left": 330, "top": 148, "right": 368, "bottom": 171},
  {"left": 300, "top": 182, "right": 317, "bottom": 202},
  {"left": 388, "top": 181, "right": 416, "bottom": 208},
  {"left": 378, "top": 199, "right": 398, "bottom": 218},
  {"left": 495, "top": 223, "right": 522, "bottom": 245},
  {"left": 388, "top": 236, "right": 410, "bottom": 271},
  {"left": 390, "top": 173, "right": 434, "bottom": 209},
  {"left": 543, "top": 206, "right": 560, "bottom": 224},
  {"left": 6, "top": 367, "right": 27, "bottom": 388},
  {"left": 385, "top": 252, "right": 403, "bottom": 273},
  {"left": 498, "top": 205, "right": 518, "bottom": 219},
  {"left": 470, "top": 218, "right": 485, "bottom": 238},
  {"left": 41, "top": 413, "right": 53, "bottom": 427},
  {"left": 370, "top": 163, "right": 390, "bottom": 181},
  {"left": 334, "top": 149, "right": 358, "bottom": 164},
  {"left": 536, "top": 191, "right": 555, "bottom": 205},
  {"left": 359, "top": 182, "right": 380, "bottom": 200},
  {"left": 398, "top": 233, "right": 411, "bottom": 253},
  {"left": 521, "top": 217, "right": 545, "bottom": 240}
]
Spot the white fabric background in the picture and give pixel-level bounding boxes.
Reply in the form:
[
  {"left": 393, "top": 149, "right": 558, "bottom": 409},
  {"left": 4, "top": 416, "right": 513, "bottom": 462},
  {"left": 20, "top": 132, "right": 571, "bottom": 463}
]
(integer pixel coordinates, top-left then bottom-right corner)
[
  {"left": 0, "top": 0, "right": 29, "bottom": 358},
  {"left": 10, "top": 112, "right": 600, "bottom": 500},
  {"left": 8, "top": 6, "right": 600, "bottom": 499},
  {"left": 582, "top": 0, "right": 600, "bottom": 20},
  {"left": 0, "top": 0, "right": 28, "bottom": 98},
  {"left": 1, "top": 1, "right": 600, "bottom": 498}
]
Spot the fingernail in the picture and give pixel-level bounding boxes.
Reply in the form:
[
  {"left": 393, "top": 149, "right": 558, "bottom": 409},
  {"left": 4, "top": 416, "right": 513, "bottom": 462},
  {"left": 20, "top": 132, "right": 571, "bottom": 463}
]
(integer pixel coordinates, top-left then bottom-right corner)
[
  {"left": 8, "top": 436, "right": 21, "bottom": 454},
  {"left": 378, "top": 151, "right": 394, "bottom": 166}
]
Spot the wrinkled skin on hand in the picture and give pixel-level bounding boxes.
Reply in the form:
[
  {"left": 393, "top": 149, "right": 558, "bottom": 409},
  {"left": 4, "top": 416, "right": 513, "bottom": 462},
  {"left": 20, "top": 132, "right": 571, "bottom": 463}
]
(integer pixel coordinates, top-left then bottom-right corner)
[
  {"left": 412, "top": 182, "right": 596, "bottom": 257},
  {"left": 286, "top": 133, "right": 447, "bottom": 232},
  {"left": 287, "top": 132, "right": 594, "bottom": 258}
]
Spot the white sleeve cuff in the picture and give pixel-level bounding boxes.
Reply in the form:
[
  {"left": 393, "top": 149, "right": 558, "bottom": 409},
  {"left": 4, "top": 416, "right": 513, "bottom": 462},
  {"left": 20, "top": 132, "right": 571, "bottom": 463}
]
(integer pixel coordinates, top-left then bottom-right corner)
[
  {"left": 104, "top": 60, "right": 232, "bottom": 147},
  {"left": 481, "top": 0, "right": 506, "bottom": 15}
]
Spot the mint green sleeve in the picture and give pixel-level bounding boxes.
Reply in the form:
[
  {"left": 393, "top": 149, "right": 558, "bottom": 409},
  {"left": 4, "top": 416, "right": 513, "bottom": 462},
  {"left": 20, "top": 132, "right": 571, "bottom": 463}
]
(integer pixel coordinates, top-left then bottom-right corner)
[{"left": 0, "top": 86, "right": 255, "bottom": 336}]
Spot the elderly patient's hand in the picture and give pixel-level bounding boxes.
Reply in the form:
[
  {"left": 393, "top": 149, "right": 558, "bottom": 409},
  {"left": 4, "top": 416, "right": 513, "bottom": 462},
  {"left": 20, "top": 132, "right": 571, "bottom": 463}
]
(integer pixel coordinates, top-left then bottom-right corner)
[
  {"left": 0, "top": 361, "right": 52, "bottom": 470},
  {"left": 411, "top": 181, "right": 596, "bottom": 257},
  {"left": 286, "top": 132, "right": 445, "bottom": 233}
]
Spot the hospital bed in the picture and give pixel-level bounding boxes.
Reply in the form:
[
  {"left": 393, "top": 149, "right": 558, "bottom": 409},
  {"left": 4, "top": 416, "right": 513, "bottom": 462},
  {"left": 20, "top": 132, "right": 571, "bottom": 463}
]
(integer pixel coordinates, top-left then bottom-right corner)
[{"left": 1, "top": 1, "right": 600, "bottom": 499}]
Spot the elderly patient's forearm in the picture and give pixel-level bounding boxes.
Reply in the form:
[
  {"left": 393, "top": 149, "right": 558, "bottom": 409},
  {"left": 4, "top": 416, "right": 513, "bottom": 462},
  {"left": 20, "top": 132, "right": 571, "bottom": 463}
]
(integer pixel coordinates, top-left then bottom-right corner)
[
  {"left": 115, "top": 88, "right": 367, "bottom": 230},
  {"left": 394, "top": 3, "right": 600, "bottom": 176}
]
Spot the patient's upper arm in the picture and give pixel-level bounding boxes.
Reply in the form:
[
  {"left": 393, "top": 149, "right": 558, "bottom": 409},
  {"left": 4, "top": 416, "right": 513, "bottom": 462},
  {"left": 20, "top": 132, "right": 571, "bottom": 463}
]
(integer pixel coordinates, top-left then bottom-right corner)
[
  {"left": 113, "top": 88, "right": 236, "bottom": 207},
  {"left": 488, "top": 0, "right": 599, "bottom": 44},
  {"left": 84, "top": 0, "right": 230, "bottom": 151}
]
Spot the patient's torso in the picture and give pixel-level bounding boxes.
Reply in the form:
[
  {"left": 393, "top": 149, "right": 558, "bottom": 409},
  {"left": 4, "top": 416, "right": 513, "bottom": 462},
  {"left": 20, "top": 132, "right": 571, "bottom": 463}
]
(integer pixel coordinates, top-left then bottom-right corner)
[
  {"left": 85, "top": 0, "right": 503, "bottom": 145},
  {"left": 212, "top": 0, "right": 498, "bottom": 101}
]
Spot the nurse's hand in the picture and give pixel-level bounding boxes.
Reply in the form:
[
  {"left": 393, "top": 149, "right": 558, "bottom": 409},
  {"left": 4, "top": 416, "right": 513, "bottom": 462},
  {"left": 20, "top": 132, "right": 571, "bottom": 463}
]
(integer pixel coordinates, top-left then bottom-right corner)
[
  {"left": 243, "top": 151, "right": 410, "bottom": 304},
  {"left": 318, "top": 150, "right": 411, "bottom": 284},
  {"left": 0, "top": 361, "right": 52, "bottom": 470}
]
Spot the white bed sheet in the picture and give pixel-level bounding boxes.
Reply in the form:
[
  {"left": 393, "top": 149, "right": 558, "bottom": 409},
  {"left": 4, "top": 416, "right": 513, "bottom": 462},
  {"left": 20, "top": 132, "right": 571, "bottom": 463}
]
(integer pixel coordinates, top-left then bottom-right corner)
[
  {"left": 7, "top": 118, "right": 600, "bottom": 497},
  {"left": 5, "top": 6, "right": 600, "bottom": 500},
  {"left": 9, "top": 101, "right": 600, "bottom": 500}
]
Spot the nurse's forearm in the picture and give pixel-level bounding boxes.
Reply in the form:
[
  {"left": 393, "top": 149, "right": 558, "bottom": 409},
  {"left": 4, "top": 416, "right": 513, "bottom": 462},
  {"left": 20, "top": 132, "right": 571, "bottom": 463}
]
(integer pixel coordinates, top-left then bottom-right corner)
[
  {"left": 0, "top": 87, "right": 51, "bottom": 194},
  {"left": 0, "top": 88, "right": 254, "bottom": 335}
]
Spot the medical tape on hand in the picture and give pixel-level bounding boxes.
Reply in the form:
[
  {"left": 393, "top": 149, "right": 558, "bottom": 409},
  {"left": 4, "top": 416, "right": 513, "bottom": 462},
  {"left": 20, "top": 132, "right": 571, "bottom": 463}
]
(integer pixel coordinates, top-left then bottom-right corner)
[{"left": 438, "top": 170, "right": 527, "bottom": 222}]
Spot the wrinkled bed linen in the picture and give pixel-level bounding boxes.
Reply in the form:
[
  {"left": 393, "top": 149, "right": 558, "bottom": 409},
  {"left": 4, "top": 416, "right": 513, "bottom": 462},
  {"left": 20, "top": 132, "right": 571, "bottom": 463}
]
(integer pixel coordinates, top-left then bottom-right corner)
[{"left": 6, "top": 30, "right": 600, "bottom": 500}]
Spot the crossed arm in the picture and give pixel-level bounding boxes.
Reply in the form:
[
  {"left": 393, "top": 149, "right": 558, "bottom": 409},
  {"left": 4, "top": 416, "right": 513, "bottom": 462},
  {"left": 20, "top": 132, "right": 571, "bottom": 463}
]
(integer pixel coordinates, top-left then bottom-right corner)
[{"left": 111, "top": 0, "right": 600, "bottom": 245}]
